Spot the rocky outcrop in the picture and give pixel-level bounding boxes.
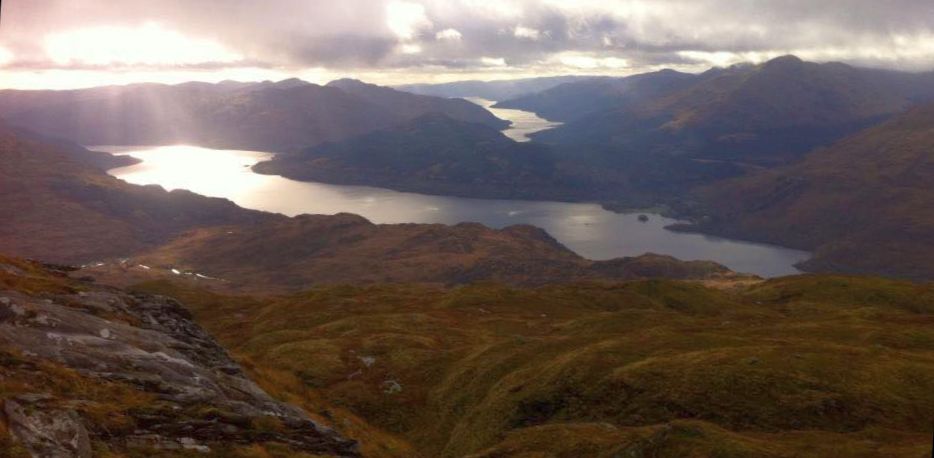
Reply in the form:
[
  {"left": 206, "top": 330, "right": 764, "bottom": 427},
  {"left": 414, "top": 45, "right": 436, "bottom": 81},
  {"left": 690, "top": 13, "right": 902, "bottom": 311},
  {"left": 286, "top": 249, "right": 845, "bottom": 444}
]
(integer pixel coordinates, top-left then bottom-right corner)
[{"left": 0, "top": 259, "right": 358, "bottom": 456}]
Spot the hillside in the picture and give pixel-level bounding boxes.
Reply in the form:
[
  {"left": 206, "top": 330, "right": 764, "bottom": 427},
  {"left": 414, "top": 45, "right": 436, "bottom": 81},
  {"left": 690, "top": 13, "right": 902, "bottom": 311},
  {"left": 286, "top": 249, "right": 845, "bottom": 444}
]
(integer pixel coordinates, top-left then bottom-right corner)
[
  {"left": 395, "top": 75, "right": 593, "bottom": 101},
  {"left": 253, "top": 113, "right": 577, "bottom": 200},
  {"left": 135, "top": 275, "right": 934, "bottom": 457},
  {"left": 684, "top": 102, "right": 934, "bottom": 279},
  {"left": 0, "top": 120, "right": 266, "bottom": 264},
  {"left": 0, "top": 79, "right": 506, "bottom": 152},
  {"left": 494, "top": 69, "right": 698, "bottom": 122},
  {"left": 77, "top": 213, "right": 734, "bottom": 293},
  {"left": 0, "top": 255, "right": 357, "bottom": 456},
  {"left": 529, "top": 56, "right": 934, "bottom": 167}
]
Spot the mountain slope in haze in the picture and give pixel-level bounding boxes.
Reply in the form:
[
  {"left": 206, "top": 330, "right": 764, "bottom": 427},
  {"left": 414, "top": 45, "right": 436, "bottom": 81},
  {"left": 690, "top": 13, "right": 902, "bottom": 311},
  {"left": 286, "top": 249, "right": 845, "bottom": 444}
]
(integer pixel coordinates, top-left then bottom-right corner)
[
  {"left": 0, "top": 255, "right": 358, "bottom": 456},
  {"left": 529, "top": 56, "right": 934, "bottom": 166},
  {"left": 0, "top": 78, "right": 506, "bottom": 152},
  {"left": 327, "top": 79, "right": 509, "bottom": 129},
  {"left": 395, "top": 75, "right": 594, "bottom": 101},
  {"left": 684, "top": 102, "right": 934, "bottom": 279},
  {"left": 138, "top": 275, "right": 934, "bottom": 457},
  {"left": 253, "top": 113, "right": 573, "bottom": 200},
  {"left": 494, "top": 69, "right": 699, "bottom": 122}
]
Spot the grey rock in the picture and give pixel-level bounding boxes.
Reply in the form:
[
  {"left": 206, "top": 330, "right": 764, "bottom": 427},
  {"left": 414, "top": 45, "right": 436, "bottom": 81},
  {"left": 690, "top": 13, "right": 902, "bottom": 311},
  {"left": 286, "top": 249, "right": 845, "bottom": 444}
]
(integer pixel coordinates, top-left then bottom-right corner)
[
  {"left": 4, "top": 398, "right": 92, "bottom": 458},
  {"left": 0, "top": 282, "right": 358, "bottom": 456}
]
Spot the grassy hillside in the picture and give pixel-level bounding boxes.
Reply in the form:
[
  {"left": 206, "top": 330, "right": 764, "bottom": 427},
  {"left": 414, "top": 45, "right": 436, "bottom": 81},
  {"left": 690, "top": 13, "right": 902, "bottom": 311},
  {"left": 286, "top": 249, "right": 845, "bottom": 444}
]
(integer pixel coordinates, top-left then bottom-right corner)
[
  {"left": 688, "top": 102, "right": 934, "bottom": 279},
  {"left": 135, "top": 275, "right": 934, "bottom": 457}
]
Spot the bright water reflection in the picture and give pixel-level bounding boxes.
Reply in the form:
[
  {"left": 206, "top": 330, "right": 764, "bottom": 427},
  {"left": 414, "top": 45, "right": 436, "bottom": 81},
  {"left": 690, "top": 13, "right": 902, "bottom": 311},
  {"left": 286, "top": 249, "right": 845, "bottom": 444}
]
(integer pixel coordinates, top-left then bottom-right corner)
[{"left": 466, "top": 97, "right": 561, "bottom": 141}]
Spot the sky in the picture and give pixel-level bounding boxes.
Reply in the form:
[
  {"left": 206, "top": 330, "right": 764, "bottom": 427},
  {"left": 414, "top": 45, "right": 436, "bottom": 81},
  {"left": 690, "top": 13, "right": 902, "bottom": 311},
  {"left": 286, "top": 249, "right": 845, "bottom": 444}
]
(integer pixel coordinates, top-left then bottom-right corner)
[{"left": 1, "top": 0, "right": 934, "bottom": 89}]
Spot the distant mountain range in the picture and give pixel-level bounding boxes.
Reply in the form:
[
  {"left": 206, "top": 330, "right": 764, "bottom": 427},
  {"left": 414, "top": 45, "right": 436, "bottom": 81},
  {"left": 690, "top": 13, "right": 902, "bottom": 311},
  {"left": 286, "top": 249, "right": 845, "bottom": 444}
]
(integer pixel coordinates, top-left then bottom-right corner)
[
  {"left": 0, "top": 78, "right": 507, "bottom": 152},
  {"left": 395, "top": 75, "right": 594, "bottom": 101},
  {"left": 506, "top": 56, "right": 934, "bottom": 167}
]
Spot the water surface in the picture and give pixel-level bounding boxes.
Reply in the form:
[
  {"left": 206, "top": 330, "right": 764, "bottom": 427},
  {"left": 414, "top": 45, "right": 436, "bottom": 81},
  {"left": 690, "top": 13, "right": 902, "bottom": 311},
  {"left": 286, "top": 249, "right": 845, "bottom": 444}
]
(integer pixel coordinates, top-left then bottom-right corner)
[
  {"left": 467, "top": 97, "right": 561, "bottom": 141},
  {"left": 103, "top": 145, "right": 810, "bottom": 277}
]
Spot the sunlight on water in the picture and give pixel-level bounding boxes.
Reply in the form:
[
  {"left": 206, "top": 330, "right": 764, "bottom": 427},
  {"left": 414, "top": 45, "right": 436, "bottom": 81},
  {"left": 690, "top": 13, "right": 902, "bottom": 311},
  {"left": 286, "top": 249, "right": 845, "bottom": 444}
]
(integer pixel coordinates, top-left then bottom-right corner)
[
  {"left": 466, "top": 97, "right": 562, "bottom": 141},
  {"left": 101, "top": 144, "right": 811, "bottom": 277}
]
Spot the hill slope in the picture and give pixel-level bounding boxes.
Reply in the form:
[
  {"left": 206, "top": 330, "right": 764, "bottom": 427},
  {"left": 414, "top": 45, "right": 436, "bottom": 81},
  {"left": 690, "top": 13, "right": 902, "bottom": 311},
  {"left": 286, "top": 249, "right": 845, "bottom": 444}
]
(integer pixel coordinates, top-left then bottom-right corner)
[
  {"left": 0, "top": 79, "right": 506, "bottom": 152},
  {"left": 137, "top": 275, "right": 934, "bottom": 457},
  {"left": 529, "top": 56, "right": 934, "bottom": 167},
  {"left": 494, "top": 69, "right": 698, "bottom": 122},
  {"left": 0, "top": 120, "right": 265, "bottom": 264},
  {"left": 685, "top": 102, "right": 934, "bottom": 279},
  {"left": 78, "top": 213, "right": 735, "bottom": 293},
  {"left": 253, "top": 113, "right": 573, "bottom": 200},
  {"left": 0, "top": 255, "right": 357, "bottom": 456},
  {"left": 395, "top": 75, "right": 593, "bottom": 101}
]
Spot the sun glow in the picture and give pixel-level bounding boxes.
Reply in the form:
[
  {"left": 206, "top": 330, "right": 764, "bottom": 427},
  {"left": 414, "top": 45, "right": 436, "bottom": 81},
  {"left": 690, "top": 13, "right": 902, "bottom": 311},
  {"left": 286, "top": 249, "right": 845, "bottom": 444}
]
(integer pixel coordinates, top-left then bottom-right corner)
[
  {"left": 0, "top": 46, "right": 13, "bottom": 67},
  {"left": 44, "top": 22, "right": 242, "bottom": 66}
]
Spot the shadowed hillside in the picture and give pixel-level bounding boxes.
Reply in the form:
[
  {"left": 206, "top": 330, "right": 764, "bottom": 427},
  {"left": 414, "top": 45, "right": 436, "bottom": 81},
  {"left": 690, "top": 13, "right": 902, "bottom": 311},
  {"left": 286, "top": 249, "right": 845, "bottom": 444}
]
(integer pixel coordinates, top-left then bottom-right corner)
[
  {"left": 395, "top": 75, "right": 594, "bottom": 101},
  {"left": 0, "top": 120, "right": 266, "bottom": 264},
  {"left": 253, "top": 113, "right": 577, "bottom": 200},
  {"left": 684, "top": 102, "right": 934, "bottom": 279},
  {"left": 0, "top": 79, "right": 506, "bottom": 152},
  {"left": 523, "top": 56, "right": 934, "bottom": 168}
]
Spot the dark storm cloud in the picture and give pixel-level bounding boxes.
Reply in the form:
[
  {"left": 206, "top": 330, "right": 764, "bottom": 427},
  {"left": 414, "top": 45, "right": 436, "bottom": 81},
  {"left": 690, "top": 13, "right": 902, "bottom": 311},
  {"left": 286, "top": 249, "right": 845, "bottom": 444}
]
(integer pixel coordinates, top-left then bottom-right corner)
[{"left": 2, "top": 0, "right": 934, "bottom": 73}]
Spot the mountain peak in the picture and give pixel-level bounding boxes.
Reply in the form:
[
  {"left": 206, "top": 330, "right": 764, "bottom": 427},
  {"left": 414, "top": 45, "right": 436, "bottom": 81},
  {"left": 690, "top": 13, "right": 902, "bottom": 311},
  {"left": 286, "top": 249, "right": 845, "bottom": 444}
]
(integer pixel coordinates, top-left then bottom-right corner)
[
  {"left": 272, "top": 77, "right": 312, "bottom": 88},
  {"left": 762, "top": 54, "right": 805, "bottom": 69},
  {"left": 326, "top": 78, "right": 375, "bottom": 90}
]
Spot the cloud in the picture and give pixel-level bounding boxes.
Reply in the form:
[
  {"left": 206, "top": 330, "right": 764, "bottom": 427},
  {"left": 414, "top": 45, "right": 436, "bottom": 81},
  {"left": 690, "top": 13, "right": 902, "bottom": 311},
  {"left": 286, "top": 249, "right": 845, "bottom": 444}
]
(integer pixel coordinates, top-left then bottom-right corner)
[
  {"left": 386, "top": 1, "right": 433, "bottom": 40},
  {"left": 1, "top": 0, "right": 934, "bottom": 87},
  {"left": 435, "top": 28, "right": 463, "bottom": 41},
  {"left": 514, "top": 26, "right": 542, "bottom": 40},
  {"left": 43, "top": 22, "right": 242, "bottom": 66}
]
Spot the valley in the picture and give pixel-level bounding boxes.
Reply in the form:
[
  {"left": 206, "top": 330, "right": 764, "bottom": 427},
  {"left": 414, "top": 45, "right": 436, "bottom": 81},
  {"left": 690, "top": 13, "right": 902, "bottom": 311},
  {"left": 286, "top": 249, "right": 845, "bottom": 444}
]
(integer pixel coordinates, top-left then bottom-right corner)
[
  {"left": 103, "top": 144, "right": 809, "bottom": 277},
  {"left": 1, "top": 6, "right": 933, "bottom": 453}
]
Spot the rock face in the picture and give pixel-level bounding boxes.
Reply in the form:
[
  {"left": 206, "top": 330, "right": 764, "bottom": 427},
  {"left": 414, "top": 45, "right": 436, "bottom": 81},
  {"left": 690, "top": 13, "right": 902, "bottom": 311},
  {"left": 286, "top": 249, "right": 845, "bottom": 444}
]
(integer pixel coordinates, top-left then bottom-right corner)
[
  {"left": 0, "top": 258, "right": 358, "bottom": 456},
  {"left": 4, "top": 397, "right": 92, "bottom": 458}
]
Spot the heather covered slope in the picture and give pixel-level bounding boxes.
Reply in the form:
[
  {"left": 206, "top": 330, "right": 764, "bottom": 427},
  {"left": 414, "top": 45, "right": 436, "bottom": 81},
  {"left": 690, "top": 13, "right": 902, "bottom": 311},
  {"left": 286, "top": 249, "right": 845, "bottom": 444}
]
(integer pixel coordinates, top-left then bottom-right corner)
[
  {"left": 136, "top": 276, "right": 934, "bottom": 457},
  {"left": 688, "top": 102, "right": 934, "bottom": 279},
  {"left": 112, "top": 213, "right": 733, "bottom": 292},
  {"left": 0, "top": 78, "right": 506, "bottom": 152}
]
